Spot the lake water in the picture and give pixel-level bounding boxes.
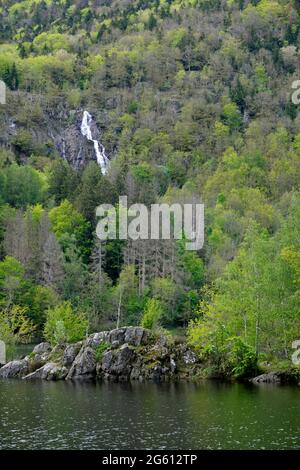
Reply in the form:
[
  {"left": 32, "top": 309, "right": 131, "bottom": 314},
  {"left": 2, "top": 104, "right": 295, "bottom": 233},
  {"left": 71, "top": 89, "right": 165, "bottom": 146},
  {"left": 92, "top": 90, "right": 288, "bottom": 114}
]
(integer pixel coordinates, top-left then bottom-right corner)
[
  {"left": 6, "top": 344, "right": 36, "bottom": 362},
  {"left": 0, "top": 379, "right": 299, "bottom": 450}
]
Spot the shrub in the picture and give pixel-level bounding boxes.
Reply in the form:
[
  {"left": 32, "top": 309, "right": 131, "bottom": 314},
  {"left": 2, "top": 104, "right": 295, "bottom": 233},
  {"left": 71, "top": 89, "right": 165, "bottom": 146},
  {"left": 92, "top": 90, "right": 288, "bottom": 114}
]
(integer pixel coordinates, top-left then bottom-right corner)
[
  {"left": 188, "top": 321, "right": 258, "bottom": 379},
  {"left": 94, "top": 342, "right": 110, "bottom": 363},
  {"left": 151, "top": 326, "right": 175, "bottom": 347},
  {"left": 141, "top": 298, "right": 163, "bottom": 330},
  {"left": 226, "top": 336, "right": 258, "bottom": 378},
  {"left": 0, "top": 305, "right": 36, "bottom": 358},
  {"left": 44, "top": 301, "right": 88, "bottom": 345}
]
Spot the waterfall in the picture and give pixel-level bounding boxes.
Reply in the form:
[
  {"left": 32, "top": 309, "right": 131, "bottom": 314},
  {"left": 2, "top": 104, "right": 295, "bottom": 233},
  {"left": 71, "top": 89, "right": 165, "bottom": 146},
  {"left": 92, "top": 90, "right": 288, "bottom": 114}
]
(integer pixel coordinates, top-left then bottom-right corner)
[{"left": 80, "top": 111, "right": 109, "bottom": 175}]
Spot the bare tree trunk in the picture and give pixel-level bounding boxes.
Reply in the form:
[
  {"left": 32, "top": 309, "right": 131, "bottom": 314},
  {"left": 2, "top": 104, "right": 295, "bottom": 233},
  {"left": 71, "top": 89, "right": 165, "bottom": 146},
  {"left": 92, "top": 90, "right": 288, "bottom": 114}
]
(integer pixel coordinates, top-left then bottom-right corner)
[
  {"left": 116, "top": 290, "right": 123, "bottom": 329},
  {"left": 141, "top": 250, "right": 146, "bottom": 292},
  {"left": 255, "top": 318, "right": 259, "bottom": 355}
]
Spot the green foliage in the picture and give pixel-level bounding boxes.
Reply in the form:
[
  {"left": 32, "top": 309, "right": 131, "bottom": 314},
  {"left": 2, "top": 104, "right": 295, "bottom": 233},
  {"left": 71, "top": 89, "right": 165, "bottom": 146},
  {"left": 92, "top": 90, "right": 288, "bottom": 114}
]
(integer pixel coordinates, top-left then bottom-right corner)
[
  {"left": 49, "top": 200, "right": 86, "bottom": 240},
  {"left": 150, "top": 277, "right": 181, "bottom": 325},
  {"left": 24, "top": 285, "right": 59, "bottom": 331},
  {"left": 44, "top": 301, "right": 88, "bottom": 345},
  {"left": 113, "top": 264, "right": 144, "bottom": 326},
  {"left": 1, "top": 0, "right": 300, "bottom": 374},
  {"left": 0, "top": 164, "right": 45, "bottom": 208},
  {"left": 221, "top": 100, "right": 242, "bottom": 132},
  {"left": 49, "top": 199, "right": 91, "bottom": 259},
  {"left": 0, "top": 256, "right": 26, "bottom": 308},
  {"left": 188, "top": 199, "right": 300, "bottom": 368},
  {"left": 178, "top": 241, "right": 204, "bottom": 288},
  {"left": 94, "top": 341, "right": 110, "bottom": 363},
  {"left": 47, "top": 159, "right": 79, "bottom": 205},
  {"left": 11, "top": 130, "right": 34, "bottom": 155},
  {"left": 75, "top": 162, "right": 117, "bottom": 224},
  {"left": 227, "top": 337, "right": 258, "bottom": 378},
  {"left": 188, "top": 319, "right": 258, "bottom": 378},
  {"left": 0, "top": 305, "right": 36, "bottom": 346},
  {"left": 62, "top": 241, "right": 88, "bottom": 303},
  {"left": 141, "top": 298, "right": 163, "bottom": 330},
  {"left": 151, "top": 326, "right": 175, "bottom": 347}
]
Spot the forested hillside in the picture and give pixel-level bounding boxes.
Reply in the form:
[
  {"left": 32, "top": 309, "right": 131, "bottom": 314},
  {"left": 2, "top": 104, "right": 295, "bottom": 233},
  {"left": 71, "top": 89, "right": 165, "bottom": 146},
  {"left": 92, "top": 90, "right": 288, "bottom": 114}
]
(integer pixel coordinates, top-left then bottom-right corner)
[{"left": 1, "top": 0, "right": 300, "bottom": 377}]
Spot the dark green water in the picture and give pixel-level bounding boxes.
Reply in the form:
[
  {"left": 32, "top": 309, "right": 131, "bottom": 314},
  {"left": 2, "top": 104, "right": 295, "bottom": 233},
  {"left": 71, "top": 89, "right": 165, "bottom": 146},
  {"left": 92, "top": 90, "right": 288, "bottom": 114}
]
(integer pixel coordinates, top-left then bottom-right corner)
[
  {"left": 6, "top": 344, "right": 36, "bottom": 362},
  {"left": 0, "top": 380, "right": 299, "bottom": 450}
]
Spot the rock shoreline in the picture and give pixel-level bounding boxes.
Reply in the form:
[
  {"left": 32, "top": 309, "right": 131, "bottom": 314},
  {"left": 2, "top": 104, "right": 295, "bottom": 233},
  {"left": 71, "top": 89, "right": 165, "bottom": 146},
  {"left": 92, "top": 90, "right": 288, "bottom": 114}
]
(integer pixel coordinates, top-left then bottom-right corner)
[
  {"left": 1, "top": 327, "right": 299, "bottom": 385},
  {"left": 249, "top": 370, "right": 300, "bottom": 385},
  {"left": 0, "top": 327, "right": 199, "bottom": 382}
]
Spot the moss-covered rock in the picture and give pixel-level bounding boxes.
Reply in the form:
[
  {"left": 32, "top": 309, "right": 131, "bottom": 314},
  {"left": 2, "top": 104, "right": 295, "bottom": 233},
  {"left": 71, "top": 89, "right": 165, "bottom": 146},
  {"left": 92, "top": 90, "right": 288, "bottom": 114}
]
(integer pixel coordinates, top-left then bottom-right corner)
[{"left": 0, "top": 327, "right": 203, "bottom": 382}]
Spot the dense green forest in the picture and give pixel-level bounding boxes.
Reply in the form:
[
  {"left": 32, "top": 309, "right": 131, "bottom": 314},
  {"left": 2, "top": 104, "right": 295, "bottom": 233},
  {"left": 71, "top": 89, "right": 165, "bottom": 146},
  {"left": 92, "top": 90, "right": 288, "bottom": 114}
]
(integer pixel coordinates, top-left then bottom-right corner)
[{"left": 1, "top": 0, "right": 300, "bottom": 377}]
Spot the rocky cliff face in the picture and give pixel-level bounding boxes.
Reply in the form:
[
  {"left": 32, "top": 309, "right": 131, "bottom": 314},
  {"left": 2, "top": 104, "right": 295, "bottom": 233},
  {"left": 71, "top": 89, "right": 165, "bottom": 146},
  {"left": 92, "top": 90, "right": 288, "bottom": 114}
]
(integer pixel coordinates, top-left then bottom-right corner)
[
  {"left": 55, "top": 113, "right": 98, "bottom": 170},
  {"left": 0, "top": 91, "right": 103, "bottom": 169},
  {"left": 0, "top": 327, "right": 199, "bottom": 382}
]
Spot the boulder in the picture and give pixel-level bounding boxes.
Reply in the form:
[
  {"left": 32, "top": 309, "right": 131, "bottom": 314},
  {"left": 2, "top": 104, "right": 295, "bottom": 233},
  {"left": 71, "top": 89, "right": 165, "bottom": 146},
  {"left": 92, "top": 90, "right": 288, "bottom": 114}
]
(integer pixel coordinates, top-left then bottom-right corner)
[
  {"left": 99, "top": 344, "right": 135, "bottom": 378},
  {"left": 86, "top": 332, "right": 109, "bottom": 348},
  {"left": 33, "top": 342, "right": 51, "bottom": 355},
  {"left": 0, "top": 359, "right": 29, "bottom": 378},
  {"left": 101, "top": 350, "right": 114, "bottom": 371},
  {"left": 182, "top": 349, "right": 197, "bottom": 365},
  {"left": 66, "top": 346, "right": 96, "bottom": 380},
  {"left": 112, "top": 344, "right": 135, "bottom": 375},
  {"left": 23, "top": 362, "right": 68, "bottom": 381},
  {"left": 30, "top": 342, "right": 53, "bottom": 368},
  {"left": 124, "top": 327, "right": 149, "bottom": 346},
  {"left": 130, "top": 367, "right": 143, "bottom": 381},
  {"left": 63, "top": 342, "right": 82, "bottom": 366},
  {"left": 108, "top": 328, "right": 126, "bottom": 346},
  {"left": 251, "top": 372, "right": 282, "bottom": 384},
  {"left": 149, "top": 365, "right": 164, "bottom": 381},
  {"left": 83, "top": 327, "right": 149, "bottom": 350}
]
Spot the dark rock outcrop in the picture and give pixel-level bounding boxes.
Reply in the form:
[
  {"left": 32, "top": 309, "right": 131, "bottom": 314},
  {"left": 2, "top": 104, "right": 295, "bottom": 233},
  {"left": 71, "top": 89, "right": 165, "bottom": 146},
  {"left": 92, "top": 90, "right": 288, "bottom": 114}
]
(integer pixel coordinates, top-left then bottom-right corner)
[
  {"left": 251, "top": 372, "right": 282, "bottom": 384},
  {"left": 24, "top": 362, "right": 68, "bottom": 381},
  {"left": 124, "top": 327, "right": 149, "bottom": 346},
  {"left": 0, "top": 327, "right": 201, "bottom": 382},
  {"left": 55, "top": 121, "right": 96, "bottom": 170},
  {"left": 63, "top": 342, "right": 82, "bottom": 366},
  {"left": 33, "top": 342, "right": 51, "bottom": 355},
  {"left": 0, "top": 359, "right": 30, "bottom": 379},
  {"left": 250, "top": 370, "right": 300, "bottom": 385},
  {"left": 86, "top": 332, "right": 109, "bottom": 348},
  {"left": 66, "top": 346, "right": 96, "bottom": 381},
  {"left": 0, "top": 94, "right": 102, "bottom": 170},
  {"left": 99, "top": 343, "right": 135, "bottom": 380}
]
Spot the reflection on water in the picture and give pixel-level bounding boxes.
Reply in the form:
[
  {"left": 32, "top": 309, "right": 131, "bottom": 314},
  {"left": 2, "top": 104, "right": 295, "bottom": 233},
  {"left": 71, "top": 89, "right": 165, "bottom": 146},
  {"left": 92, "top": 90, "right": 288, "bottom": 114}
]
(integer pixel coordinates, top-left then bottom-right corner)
[
  {"left": 0, "top": 380, "right": 299, "bottom": 450},
  {"left": 6, "top": 344, "right": 37, "bottom": 362}
]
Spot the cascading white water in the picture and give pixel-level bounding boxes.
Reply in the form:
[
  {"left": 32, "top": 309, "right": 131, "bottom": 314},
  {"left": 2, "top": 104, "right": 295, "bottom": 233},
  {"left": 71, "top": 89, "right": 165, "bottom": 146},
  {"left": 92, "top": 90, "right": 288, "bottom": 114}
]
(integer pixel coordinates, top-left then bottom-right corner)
[{"left": 80, "top": 110, "right": 109, "bottom": 175}]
